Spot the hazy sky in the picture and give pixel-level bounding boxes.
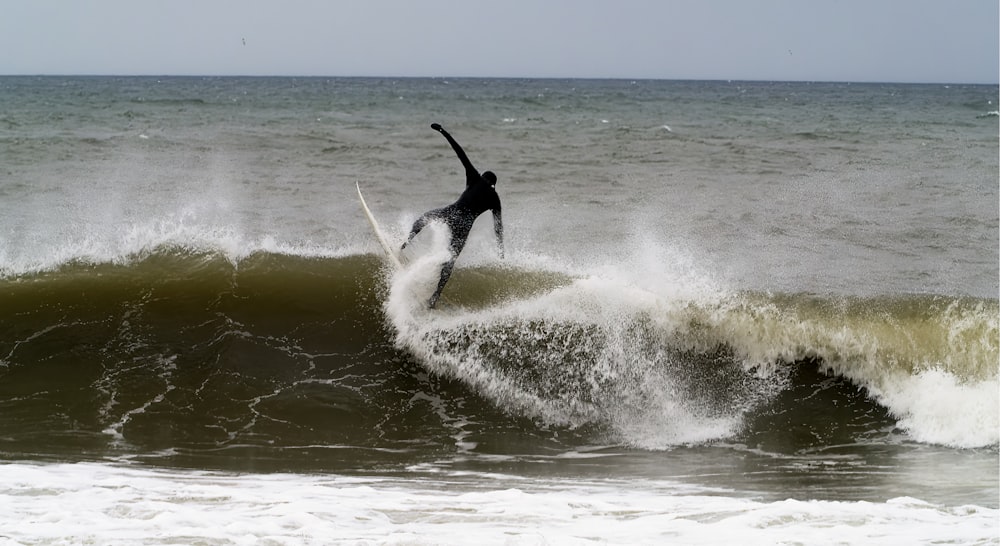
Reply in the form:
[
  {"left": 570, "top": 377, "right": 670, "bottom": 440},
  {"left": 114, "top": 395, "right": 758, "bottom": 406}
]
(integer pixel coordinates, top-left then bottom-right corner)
[{"left": 2, "top": 0, "right": 997, "bottom": 83}]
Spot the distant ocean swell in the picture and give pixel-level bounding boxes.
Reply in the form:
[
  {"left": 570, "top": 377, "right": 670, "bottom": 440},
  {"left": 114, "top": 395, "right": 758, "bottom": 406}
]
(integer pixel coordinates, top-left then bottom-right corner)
[{"left": 2, "top": 244, "right": 992, "bottom": 469}]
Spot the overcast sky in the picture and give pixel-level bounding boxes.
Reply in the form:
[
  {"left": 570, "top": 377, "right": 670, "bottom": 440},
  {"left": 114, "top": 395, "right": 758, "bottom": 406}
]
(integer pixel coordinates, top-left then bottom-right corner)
[{"left": 2, "top": 0, "right": 997, "bottom": 83}]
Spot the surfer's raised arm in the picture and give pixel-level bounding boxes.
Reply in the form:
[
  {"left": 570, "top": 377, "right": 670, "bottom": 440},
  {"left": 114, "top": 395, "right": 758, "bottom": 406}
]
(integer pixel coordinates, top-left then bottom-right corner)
[
  {"left": 432, "top": 123, "right": 478, "bottom": 185},
  {"left": 493, "top": 208, "right": 504, "bottom": 259}
]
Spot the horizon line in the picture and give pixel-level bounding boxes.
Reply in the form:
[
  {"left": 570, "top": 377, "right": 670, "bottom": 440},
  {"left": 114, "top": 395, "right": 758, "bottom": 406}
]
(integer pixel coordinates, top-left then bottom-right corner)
[{"left": 1, "top": 73, "right": 997, "bottom": 86}]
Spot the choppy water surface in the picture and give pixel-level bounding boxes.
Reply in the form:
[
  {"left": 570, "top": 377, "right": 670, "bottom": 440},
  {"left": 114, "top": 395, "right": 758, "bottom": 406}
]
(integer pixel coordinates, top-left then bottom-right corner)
[{"left": 1, "top": 76, "right": 996, "bottom": 544}]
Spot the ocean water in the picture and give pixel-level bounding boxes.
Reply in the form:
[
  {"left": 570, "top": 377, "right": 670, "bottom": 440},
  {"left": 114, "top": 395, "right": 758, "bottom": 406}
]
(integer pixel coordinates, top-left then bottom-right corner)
[{"left": 0, "top": 76, "right": 997, "bottom": 544}]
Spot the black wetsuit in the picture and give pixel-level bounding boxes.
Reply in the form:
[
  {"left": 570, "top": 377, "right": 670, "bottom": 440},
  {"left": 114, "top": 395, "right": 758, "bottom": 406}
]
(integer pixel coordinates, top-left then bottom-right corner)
[{"left": 403, "top": 124, "right": 503, "bottom": 308}]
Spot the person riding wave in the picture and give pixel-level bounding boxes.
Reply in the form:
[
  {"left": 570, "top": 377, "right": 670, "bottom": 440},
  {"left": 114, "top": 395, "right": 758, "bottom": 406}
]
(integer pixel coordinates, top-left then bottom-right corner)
[{"left": 402, "top": 123, "right": 503, "bottom": 308}]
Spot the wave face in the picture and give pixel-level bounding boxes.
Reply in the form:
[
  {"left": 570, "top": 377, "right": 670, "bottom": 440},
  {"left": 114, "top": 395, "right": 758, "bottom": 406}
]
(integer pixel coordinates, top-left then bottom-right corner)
[{"left": 1, "top": 246, "right": 995, "bottom": 474}]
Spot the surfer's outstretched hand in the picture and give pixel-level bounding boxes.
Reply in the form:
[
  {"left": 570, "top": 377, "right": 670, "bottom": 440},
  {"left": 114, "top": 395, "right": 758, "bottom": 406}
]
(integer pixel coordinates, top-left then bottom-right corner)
[{"left": 431, "top": 123, "right": 443, "bottom": 132}]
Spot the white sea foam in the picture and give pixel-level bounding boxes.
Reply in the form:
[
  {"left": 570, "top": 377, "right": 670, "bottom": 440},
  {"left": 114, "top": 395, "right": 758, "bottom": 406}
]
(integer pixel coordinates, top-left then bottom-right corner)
[
  {"left": 386, "top": 234, "right": 999, "bottom": 449},
  {"left": 873, "top": 367, "right": 999, "bottom": 448},
  {"left": 0, "top": 462, "right": 994, "bottom": 545},
  {"left": 387, "top": 236, "right": 773, "bottom": 444}
]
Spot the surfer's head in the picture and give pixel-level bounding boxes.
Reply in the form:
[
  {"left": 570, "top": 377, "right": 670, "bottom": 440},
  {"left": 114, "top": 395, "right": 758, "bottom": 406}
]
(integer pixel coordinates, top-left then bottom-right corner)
[{"left": 483, "top": 171, "right": 497, "bottom": 185}]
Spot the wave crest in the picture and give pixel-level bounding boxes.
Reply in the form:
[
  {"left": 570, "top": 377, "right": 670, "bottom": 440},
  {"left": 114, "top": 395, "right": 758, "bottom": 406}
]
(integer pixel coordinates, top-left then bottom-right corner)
[{"left": 387, "top": 254, "right": 998, "bottom": 449}]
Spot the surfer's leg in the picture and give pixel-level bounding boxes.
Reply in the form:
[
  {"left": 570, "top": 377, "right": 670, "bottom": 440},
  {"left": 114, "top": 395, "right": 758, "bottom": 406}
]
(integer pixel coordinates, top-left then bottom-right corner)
[
  {"left": 428, "top": 257, "right": 456, "bottom": 309},
  {"left": 428, "top": 226, "right": 467, "bottom": 308},
  {"left": 403, "top": 208, "right": 452, "bottom": 251},
  {"left": 402, "top": 214, "right": 429, "bottom": 251}
]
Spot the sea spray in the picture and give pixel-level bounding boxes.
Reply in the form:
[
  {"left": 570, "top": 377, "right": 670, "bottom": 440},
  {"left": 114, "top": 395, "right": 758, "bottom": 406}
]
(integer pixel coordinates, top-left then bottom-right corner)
[
  {"left": 386, "top": 236, "right": 999, "bottom": 449},
  {"left": 385, "top": 239, "right": 790, "bottom": 445}
]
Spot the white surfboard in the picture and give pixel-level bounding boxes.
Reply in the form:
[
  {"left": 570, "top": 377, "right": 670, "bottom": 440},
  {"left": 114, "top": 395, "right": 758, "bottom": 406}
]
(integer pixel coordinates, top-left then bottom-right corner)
[{"left": 356, "top": 181, "right": 404, "bottom": 270}]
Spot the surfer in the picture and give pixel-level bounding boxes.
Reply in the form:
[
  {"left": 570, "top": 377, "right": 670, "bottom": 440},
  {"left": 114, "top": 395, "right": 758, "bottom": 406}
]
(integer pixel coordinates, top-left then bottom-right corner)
[{"left": 402, "top": 123, "right": 504, "bottom": 308}]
